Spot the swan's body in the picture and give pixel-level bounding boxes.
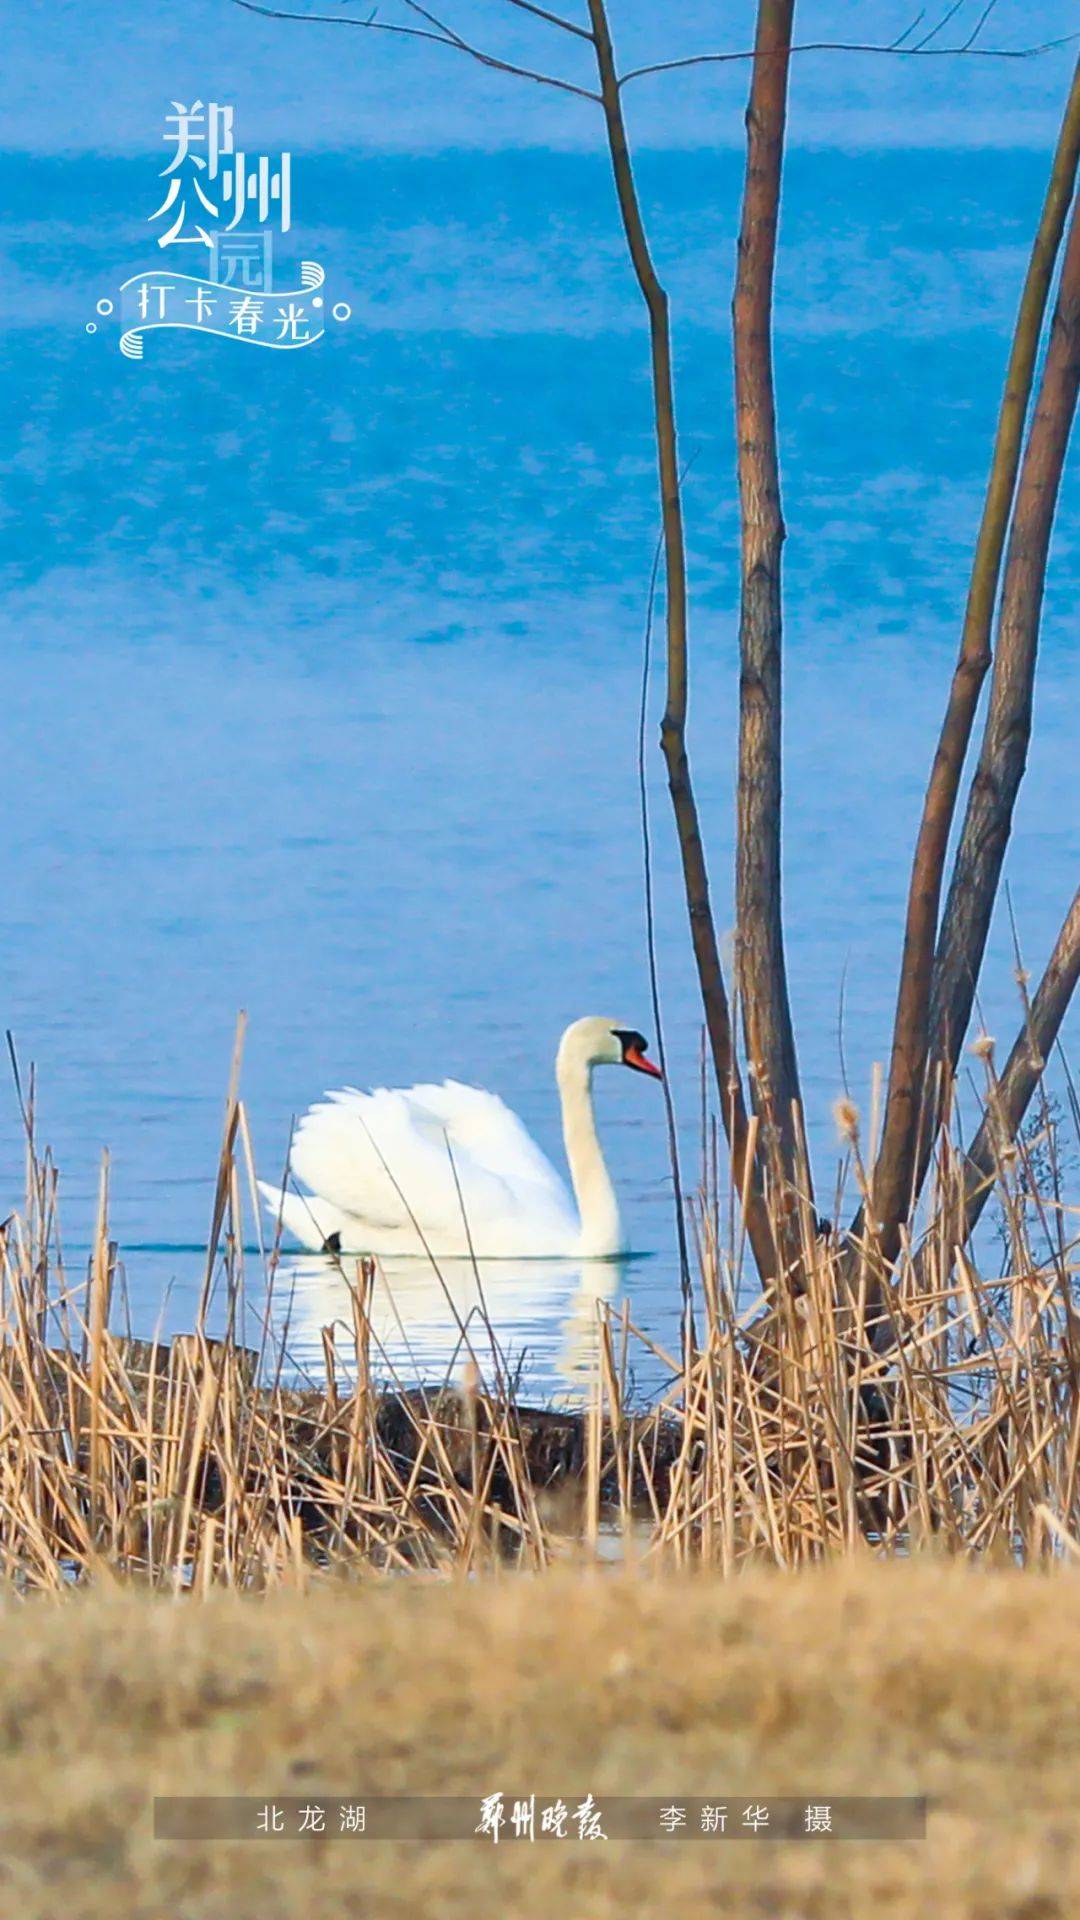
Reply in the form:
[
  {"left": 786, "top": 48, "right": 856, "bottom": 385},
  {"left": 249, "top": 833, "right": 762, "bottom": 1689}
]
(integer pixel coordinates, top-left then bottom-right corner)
[{"left": 259, "top": 1015, "right": 661, "bottom": 1259}]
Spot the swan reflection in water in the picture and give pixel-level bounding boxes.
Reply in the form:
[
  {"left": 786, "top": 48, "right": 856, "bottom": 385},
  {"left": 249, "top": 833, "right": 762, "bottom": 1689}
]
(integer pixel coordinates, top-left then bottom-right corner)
[{"left": 272, "top": 1250, "right": 629, "bottom": 1404}]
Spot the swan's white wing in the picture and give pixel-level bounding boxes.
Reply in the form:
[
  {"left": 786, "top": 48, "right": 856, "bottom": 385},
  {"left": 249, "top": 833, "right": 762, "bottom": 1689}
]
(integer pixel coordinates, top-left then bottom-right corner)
[
  {"left": 289, "top": 1086, "right": 494, "bottom": 1235},
  {"left": 403, "top": 1081, "right": 568, "bottom": 1204},
  {"left": 287, "top": 1081, "right": 570, "bottom": 1245}
]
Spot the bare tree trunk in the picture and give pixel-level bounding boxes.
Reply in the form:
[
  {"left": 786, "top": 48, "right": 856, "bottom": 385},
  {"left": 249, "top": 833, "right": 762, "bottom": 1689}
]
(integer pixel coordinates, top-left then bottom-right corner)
[
  {"left": 874, "top": 61, "right": 1080, "bottom": 1258},
  {"left": 587, "top": 0, "right": 778, "bottom": 1281},
  {"left": 733, "top": 0, "right": 804, "bottom": 1235},
  {"left": 958, "top": 884, "right": 1080, "bottom": 1241},
  {"left": 916, "top": 192, "right": 1080, "bottom": 1204}
]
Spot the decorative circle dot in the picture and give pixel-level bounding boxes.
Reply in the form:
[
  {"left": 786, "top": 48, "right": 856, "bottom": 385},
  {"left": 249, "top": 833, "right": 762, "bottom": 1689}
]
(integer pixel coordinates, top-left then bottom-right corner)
[
  {"left": 331, "top": 301, "right": 352, "bottom": 323},
  {"left": 312, "top": 295, "right": 324, "bottom": 309},
  {"left": 96, "top": 298, "right": 114, "bottom": 316},
  {"left": 85, "top": 322, "right": 98, "bottom": 334}
]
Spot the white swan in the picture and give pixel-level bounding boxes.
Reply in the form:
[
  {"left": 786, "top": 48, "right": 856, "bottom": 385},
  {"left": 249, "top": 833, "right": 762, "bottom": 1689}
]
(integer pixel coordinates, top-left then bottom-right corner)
[{"left": 258, "top": 1015, "right": 662, "bottom": 1259}]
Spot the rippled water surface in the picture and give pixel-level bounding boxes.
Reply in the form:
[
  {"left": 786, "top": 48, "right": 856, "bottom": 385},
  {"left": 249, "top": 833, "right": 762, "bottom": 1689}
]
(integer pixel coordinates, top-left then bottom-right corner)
[{"left": 2, "top": 138, "right": 1077, "bottom": 1398}]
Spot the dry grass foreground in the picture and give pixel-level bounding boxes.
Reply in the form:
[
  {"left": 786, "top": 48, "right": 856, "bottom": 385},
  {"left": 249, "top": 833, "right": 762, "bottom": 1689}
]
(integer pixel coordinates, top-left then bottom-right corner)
[{"left": 0, "top": 1560, "right": 1076, "bottom": 1920}]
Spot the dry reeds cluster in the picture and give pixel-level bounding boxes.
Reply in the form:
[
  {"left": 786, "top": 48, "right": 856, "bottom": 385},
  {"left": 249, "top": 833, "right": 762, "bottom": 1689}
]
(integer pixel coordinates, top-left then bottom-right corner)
[{"left": 0, "top": 1040, "right": 1077, "bottom": 1591}]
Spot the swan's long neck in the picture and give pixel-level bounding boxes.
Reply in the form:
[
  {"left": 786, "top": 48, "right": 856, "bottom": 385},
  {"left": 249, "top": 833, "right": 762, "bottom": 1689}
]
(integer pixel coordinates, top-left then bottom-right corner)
[{"left": 556, "top": 1044, "right": 623, "bottom": 1258}]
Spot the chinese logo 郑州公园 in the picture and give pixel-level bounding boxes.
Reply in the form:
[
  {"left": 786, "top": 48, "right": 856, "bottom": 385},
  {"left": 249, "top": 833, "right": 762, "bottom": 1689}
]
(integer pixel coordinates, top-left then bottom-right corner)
[{"left": 87, "top": 101, "right": 351, "bottom": 358}]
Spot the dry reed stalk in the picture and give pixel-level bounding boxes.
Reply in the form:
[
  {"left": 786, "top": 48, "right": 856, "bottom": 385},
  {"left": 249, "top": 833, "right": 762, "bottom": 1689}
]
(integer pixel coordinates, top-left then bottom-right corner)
[{"left": 0, "top": 1028, "right": 1075, "bottom": 1586}]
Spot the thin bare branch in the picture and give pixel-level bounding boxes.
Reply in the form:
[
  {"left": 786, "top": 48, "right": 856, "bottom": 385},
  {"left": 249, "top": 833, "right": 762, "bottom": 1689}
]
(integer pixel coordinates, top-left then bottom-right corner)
[
  {"left": 637, "top": 509, "right": 695, "bottom": 1343},
  {"left": 959, "top": 3, "right": 1000, "bottom": 55},
  {"left": 959, "top": 884, "right": 1080, "bottom": 1241},
  {"left": 499, "top": 0, "right": 592, "bottom": 42},
  {"left": 618, "top": 29, "right": 1079, "bottom": 88},
  {"left": 928, "top": 185, "right": 1080, "bottom": 1161},
  {"left": 891, "top": 11, "right": 928, "bottom": 50},
  {"left": 873, "top": 56, "right": 1080, "bottom": 1257},
  {"left": 910, "top": 0, "right": 967, "bottom": 53},
  {"left": 227, "top": 0, "right": 601, "bottom": 100},
  {"left": 231, "top": 0, "right": 1075, "bottom": 99}
]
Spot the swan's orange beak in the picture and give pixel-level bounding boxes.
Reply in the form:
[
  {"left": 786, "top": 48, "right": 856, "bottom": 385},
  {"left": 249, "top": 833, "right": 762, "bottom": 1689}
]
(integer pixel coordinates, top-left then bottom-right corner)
[{"left": 624, "top": 1045, "right": 663, "bottom": 1081}]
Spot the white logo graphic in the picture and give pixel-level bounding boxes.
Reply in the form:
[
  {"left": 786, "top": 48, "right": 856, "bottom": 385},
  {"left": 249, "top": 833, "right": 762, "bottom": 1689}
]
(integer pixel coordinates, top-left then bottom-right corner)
[{"left": 88, "top": 102, "right": 352, "bottom": 358}]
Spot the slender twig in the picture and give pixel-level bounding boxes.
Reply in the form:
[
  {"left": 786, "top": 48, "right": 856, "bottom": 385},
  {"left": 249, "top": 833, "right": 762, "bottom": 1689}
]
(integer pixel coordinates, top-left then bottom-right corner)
[
  {"left": 228, "top": 0, "right": 1077, "bottom": 100},
  {"left": 958, "top": 3, "right": 1000, "bottom": 56},
  {"left": 959, "top": 885, "right": 1080, "bottom": 1242},
  {"left": 911, "top": 0, "right": 968, "bottom": 53},
  {"left": 873, "top": 56, "right": 1080, "bottom": 1257},
  {"left": 929, "top": 187, "right": 1080, "bottom": 1164},
  {"left": 499, "top": 0, "right": 592, "bottom": 41},
  {"left": 891, "top": 10, "right": 928, "bottom": 49},
  {"left": 637, "top": 489, "right": 695, "bottom": 1347},
  {"left": 618, "top": 30, "right": 1079, "bottom": 87},
  {"left": 227, "top": 0, "right": 601, "bottom": 99}
]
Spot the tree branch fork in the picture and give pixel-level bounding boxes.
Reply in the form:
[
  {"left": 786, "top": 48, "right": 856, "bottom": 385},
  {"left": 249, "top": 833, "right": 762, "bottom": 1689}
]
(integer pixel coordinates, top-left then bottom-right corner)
[{"left": 229, "top": 0, "right": 1079, "bottom": 104}]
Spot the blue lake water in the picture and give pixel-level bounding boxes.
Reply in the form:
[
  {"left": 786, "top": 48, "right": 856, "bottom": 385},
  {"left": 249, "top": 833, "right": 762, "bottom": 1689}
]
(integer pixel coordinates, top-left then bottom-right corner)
[{"left": 1, "top": 143, "right": 1077, "bottom": 1399}]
